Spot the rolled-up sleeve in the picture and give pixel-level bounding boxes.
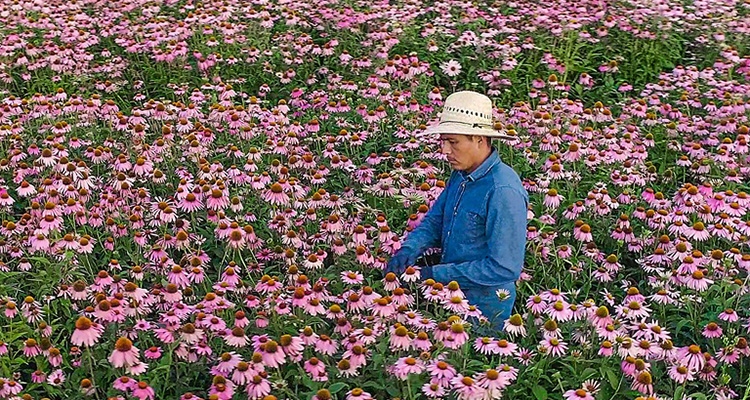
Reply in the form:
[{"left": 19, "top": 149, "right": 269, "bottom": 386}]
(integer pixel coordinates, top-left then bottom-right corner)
[{"left": 432, "top": 186, "right": 527, "bottom": 288}]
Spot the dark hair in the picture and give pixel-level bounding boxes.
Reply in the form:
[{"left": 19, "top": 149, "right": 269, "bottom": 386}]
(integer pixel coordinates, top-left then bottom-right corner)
[{"left": 474, "top": 136, "right": 492, "bottom": 148}]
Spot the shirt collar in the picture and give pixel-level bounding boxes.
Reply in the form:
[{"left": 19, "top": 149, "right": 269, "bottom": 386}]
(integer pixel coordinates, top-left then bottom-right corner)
[{"left": 461, "top": 147, "right": 500, "bottom": 182}]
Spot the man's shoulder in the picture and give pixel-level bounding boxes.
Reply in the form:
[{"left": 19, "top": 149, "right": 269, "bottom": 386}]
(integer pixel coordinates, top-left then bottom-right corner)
[
  {"left": 488, "top": 162, "right": 528, "bottom": 199},
  {"left": 488, "top": 161, "right": 523, "bottom": 186}
]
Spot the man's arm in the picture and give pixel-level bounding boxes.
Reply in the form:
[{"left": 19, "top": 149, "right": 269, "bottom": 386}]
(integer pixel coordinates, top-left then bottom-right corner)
[
  {"left": 432, "top": 186, "right": 528, "bottom": 287},
  {"left": 398, "top": 177, "right": 451, "bottom": 258}
]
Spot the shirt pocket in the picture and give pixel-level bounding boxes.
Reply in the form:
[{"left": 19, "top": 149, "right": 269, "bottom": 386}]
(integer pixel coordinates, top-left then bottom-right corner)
[{"left": 462, "top": 210, "right": 486, "bottom": 239}]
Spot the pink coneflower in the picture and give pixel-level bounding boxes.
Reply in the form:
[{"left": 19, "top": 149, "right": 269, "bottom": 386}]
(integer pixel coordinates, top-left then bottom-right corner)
[
  {"left": 16, "top": 181, "right": 36, "bottom": 197},
  {"left": 206, "top": 315, "right": 228, "bottom": 333},
  {"left": 422, "top": 382, "right": 447, "bottom": 398},
  {"left": 262, "top": 183, "right": 290, "bottom": 206},
  {"left": 557, "top": 245, "right": 573, "bottom": 258},
  {"left": 668, "top": 364, "right": 695, "bottom": 384},
  {"left": 260, "top": 340, "right": 286, "bottom": 368},
  {"left": 564, "top": 388, "right": 595, "bottom": 400},
  {"left": 279, "top": 334, "right": 304, "bottom": 361},
  {"left": 616, "top": 300, "right": 652, "bottom": 320},
  {"left": 4, "top": 301, "right": 17, "bottom": 318},
  {"left": 440, "top": 60, "right": 462, "bottom": 77},
  {"left": 391, "top": 357, "right": 425, "bottom": 380},
  {"left": 547, "top": 301, "right": 574, "bottom": 322},
  {"left": 686, "top": 221, "right": 711, "bottom": 241},
  {"left": 541, "top": 337, "right": 568, "bottom": 357},
  {"left": 527, "top": 295, "right": 548, "bottom": 314},
  {"left": 246, "top": 374, "right": 272, "bottom": 399},
  {"left": 71, "top": 316, "right": 104, "bottom": 347},
  {"left": 702, "top": 322, "right": 723, "bottom": 338},
  {"left": 346, "top": 388, "right": 373, "bottom": 400},
  {"left": 209, "top": 376, "right": 235, "bottom": 399},
  {"left": 180, "top": 322, "right": 205, "bottom": 344},
  {"left": 504, "top": 314, "right": 527, "bottom": 337},
  {"left": 495, "top": 339, "right": 518, "bottom": 357},
  {"left": 718, "top": 346, "right": 741, "bottom": 364},
  {"left": 46, "top": 369, "right": 65, "bottom": 386},
  {"left": 413, "top": 331, "right": 432, "bottom": 351},
  {"left": 474, "top": 337, "right": 496, "bottom": 355},
  {"left": 590, "top": 306, "right": 613, "bottom": 329},
  {"left": 514, "top": 348, "right": 536, "bottom": 366},
  {"left": 446, "top": 323, "right": 469, "bottom": 349},
  {"left": 214, "top": 352, "right": 241, "bottom": 375},
  {"left": 178, "top": 193, "right": 204, "bottom": 212},
  {"left": 631, "top": 371, "right": 653, "bottom": 395},
  {"left": 226, "top": 327, "right": 250, "bottom": 347},
  {"left": 684, "top": 270, "right": 713, "bottom": 291},
  {"left": 573, "top": 223, "right": 593, "bottom": 242},
  {"left": 719, "top": 308, "right": 739, "bottom": 322},
  {"left": 206, "top": 188, "right": 230, "bottom": 210},
  {"left": 132, "top": 381, "right": 155, "bottom": 400},
  {"left": 109, "top": 337, "right": 140, "bottom": 368},
  {"left": 144, "top": 346, "right": 162, "bottom": 360},
  {"left": 597, "top": 340, "right": 614, "bottom": 357},
  {"left": 124, "top": 353, "right": 148, "bottom": 371},
  {"left": 231, "top": 362, "right": 256, "bottom": 386},
  {"left": 0, "top": 378, "right": 22, "bottom": 396},
  {"left": 620, "top": 357, "right": 640, "bottom": 377},
  {"left": 543, "top": 189, "right": 563, "bottom": 208},
  {"left": 341, "top": 270, "right": 364, "bottom": 284},
  {"left": 444, "top": 296, "right": 469, "bottom": 314},
  {"left": 676, "top": 345, "right": 706, "bottom": 371},
  {"left": 31, "top": 370, "right": 46, "bottom": 383},
  {"left": 113, "top": 376, "right": 136, "bottom": 392},
  {"left": 47, "top": 347, "right": 62, "bottom": 366},
  {"left": 475, "top": 368, "right": 510, "bottom": 398},
  {"left": 388, "top": 325, "right": 413, "bottom": 351},
  {"left": 451, "top": 375, "right": 486, "bottom": 400},
  {"left": 304, "top": 357, "right": 327, "bottom": 379},
  {"left": 427, "top": 359, "right": 456, "bottom": 386}
]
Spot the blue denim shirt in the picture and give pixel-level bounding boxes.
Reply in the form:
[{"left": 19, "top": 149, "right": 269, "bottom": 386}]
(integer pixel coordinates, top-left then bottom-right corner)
[{"left": 402, "top": 147, "right": 529, "bottom": 289}]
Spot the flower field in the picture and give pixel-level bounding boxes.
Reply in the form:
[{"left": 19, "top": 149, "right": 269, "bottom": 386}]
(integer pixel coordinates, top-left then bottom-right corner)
[{"left": 2, "top": 0, "right": 750, "bottom": 399}]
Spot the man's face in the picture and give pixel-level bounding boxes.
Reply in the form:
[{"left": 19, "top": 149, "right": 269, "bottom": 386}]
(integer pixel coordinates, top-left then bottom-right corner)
[{"left": 439, "top": 134, "right": 485, "bottom": 171}]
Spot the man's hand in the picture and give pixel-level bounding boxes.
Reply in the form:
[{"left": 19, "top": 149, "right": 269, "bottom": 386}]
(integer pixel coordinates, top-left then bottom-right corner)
[{"left": 385, "top": 249, "right": 417, "bottom": 276}]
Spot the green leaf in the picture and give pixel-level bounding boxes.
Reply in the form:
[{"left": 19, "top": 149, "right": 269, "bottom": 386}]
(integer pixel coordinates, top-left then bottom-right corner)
[
  {"left": 602, "top": 367, "right": 619, "bottom": 390},
  {"left": 581, "top": 368, "right": 597, "bottom": 379},
  {"left": 532, "top": 386, "right": 548, "bottom": 400},
  {"left": 674, "top": 386, "right": 684, "bottom": 400},
  {"left": 466, "top": 359, "right": 487, "bottom": 369},
  {"left": 689, "top": 394, "right": 707, "bottom": 400},
  {"left": 362, "top": 381, "right": 384, "bottom": 390},
  {"left": 386, "top": 384, "right": 401, "bottom": 397},
  {"left": 329, "top": 382, "right": 347, "bottom": 394},
  {"left": 301, "top": 374, "right": 316, "bottom": 390}
]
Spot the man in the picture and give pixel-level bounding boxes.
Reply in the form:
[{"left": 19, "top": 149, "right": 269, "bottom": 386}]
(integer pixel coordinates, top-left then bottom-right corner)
[{"left": 386, "top": 90, "right": 529, "bottom": 331}]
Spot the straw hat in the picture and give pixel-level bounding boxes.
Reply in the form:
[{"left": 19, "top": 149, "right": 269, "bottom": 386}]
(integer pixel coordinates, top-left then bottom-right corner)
[{"left": 424, "top": 90, "right": 514, "bottom": 139}]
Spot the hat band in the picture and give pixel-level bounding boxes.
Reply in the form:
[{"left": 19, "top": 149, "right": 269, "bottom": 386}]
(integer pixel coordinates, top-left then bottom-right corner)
[{"left": 439, "top": 120, "right": 494, "bottom": 129}]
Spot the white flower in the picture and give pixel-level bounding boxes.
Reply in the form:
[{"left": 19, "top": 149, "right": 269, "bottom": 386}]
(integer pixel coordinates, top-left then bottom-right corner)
[{"left": 440, "top": 59, "right": 462, "bottom": 77}]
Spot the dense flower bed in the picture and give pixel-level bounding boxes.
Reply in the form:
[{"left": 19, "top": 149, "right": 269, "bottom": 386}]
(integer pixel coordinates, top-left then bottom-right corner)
[{"left": 2, "top": 0, "right": 750, "bottom": 399}]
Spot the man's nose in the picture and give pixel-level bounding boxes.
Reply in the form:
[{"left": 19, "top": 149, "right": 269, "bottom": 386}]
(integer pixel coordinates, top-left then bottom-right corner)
[{"left": 440, "top": 142, "right": 451, "bottom": 154}]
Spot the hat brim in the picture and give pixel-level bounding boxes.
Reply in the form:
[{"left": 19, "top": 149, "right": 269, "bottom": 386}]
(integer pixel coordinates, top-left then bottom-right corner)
[{"left": 423, "top": 122, "right": 517, "bottom": 140}]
